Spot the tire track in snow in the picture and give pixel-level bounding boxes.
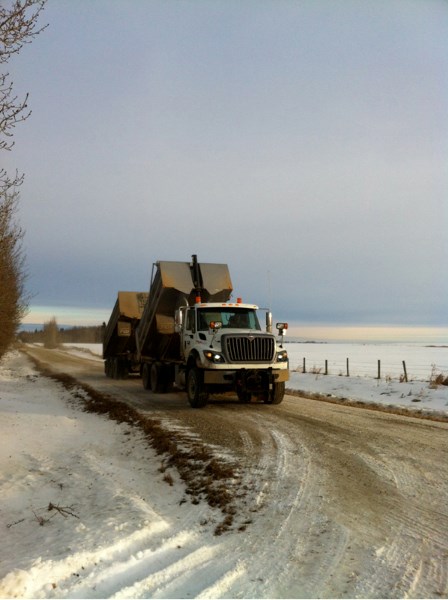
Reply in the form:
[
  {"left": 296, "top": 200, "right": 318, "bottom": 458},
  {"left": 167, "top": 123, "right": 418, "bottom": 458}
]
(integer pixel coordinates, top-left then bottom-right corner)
[{"left": 213, "top": 411, "right": 354, "bottom": 598}]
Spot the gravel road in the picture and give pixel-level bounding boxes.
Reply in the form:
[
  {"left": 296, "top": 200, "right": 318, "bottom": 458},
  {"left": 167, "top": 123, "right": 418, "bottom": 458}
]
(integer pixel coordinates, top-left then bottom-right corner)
[{"left": 24, "top": 346, "right": 448, "bottom": 598}]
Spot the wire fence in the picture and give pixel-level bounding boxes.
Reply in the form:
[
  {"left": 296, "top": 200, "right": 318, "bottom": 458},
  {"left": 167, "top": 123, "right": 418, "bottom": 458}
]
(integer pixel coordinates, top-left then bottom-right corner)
[{"left": 285, "top": 343, "right": 448, "bottom": 382}]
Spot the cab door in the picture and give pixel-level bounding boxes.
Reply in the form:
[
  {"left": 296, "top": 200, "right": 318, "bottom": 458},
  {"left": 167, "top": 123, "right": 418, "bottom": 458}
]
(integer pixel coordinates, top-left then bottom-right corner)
[{"left": 182, "top": 307, "right": 195, "bottom": 356}]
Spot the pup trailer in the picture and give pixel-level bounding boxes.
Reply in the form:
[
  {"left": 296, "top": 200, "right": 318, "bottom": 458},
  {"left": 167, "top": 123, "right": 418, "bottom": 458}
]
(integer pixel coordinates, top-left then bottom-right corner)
[
  {"left": 104, "top": 256, "right": 289, "bottom": 408},
  {"left": 103, "top": 291, "right": 148, "bottom": 379}
]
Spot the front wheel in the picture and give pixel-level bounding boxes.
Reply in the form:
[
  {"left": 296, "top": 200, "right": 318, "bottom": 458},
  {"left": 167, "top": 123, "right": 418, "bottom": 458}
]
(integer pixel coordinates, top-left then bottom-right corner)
[
  {"left": 187, "top": 368, "right": 208, "bottom": 408},
  {"left": 264, "top": 381, "right": 285, "bottom": 405}
]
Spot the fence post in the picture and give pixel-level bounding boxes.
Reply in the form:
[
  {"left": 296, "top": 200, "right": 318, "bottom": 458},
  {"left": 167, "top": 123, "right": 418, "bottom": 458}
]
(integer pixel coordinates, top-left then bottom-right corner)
[
  {"left": 325, "top": 359, "right": 328, "bottom": 375},
  {"left": 402, "top": 361, "right": 408, "bottom": 382},
  {"left": 303, "top": 357, "right": 306, "bottom": 374},
  {"left": 377, "top": 359, "right": 381, "bottom": 380},
  {"left": 346, "top": 358, "right": 349, "bottom": 377}
]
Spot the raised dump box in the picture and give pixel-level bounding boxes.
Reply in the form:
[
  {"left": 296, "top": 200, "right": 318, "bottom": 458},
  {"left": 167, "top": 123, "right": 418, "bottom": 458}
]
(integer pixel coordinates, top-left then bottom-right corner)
[
  {"left": 103, "top": 291, "right": 148, "bottom": 378},
  {"left": 136, "top": 259, "right": 232, "bottom": 362}
]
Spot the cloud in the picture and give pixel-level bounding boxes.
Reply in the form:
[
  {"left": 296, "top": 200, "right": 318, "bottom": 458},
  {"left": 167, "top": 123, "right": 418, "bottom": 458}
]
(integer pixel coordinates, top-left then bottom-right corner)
[{"left": 4, "top": 0, "right": 447, "bottom": 330}]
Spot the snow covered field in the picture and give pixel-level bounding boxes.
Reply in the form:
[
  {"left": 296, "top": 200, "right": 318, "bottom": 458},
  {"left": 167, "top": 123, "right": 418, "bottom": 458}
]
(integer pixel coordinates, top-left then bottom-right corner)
[
  {"left": 286, "top": 340, "right": 448, "bottom": 380},
  {"left": 286, "top": 341, "right": 448, "bottom": 417}
]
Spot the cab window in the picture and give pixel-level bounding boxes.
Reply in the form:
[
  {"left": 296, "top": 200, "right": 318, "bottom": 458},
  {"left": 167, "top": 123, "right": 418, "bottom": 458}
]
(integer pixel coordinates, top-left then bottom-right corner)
[
  {"left": 197, "top": 308, "right": 261, "bottom": 330},
  {"left": 186, "top": 309, "right": 195, "bottom": 332}
]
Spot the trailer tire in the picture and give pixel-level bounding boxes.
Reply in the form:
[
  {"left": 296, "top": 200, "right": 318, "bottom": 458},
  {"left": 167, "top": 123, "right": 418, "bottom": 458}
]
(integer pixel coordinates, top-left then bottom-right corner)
[
  {"left": 142, "top": 363, "right": 151, "bottom": 390},
  {"left": 112, "top": 358, "right": 120, "bottom": 379},
  {"left": 121, "top": 361, "right": 129, "bottom": 379},
  {"left": 237, "top": 390, "right": 252, "bottom": 403},
  {"left": 187, "top": 368, "right": 208, "bottom": 408},
  {"left": 113, "top": 358, "right": 127, "bottom": 379},
  {"left": 264, "top": 381, "right": 285, "bottom": 405}
]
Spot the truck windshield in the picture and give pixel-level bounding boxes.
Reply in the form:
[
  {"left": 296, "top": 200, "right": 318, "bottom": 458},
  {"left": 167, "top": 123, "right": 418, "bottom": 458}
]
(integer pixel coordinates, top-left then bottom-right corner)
[{"left": 198, "top": 308, "right": 261, "bottom": 331}]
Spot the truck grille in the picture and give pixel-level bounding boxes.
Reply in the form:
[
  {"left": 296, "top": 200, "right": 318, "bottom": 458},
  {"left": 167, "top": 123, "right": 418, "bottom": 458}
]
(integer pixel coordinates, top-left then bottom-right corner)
[{"left": 223, "top": 335, "right": 275, "bottom": 363}]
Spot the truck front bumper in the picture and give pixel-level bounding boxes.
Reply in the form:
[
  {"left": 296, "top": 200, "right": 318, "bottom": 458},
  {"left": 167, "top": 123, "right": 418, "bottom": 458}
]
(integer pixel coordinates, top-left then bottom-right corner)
[{"left": 203, "top": 367, "right": 289, "bottom": 386}]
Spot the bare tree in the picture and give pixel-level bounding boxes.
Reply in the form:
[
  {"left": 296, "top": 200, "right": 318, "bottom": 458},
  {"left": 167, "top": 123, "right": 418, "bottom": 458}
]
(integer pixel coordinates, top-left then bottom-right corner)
[
  {"left": 0, "top": 0, "right": 47, "bottom": 357},
  {"left": 1, "top": 0, "right": 47, "bottom": 192}
]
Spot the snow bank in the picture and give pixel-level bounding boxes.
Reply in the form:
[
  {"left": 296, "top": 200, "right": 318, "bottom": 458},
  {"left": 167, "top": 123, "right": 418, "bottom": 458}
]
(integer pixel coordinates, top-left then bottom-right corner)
[
  {"left": 288, "top": 371, "right": 448, "bottom": 416},
  {"left": 0, "top": 351, "right": 226, "bottom": 599}
]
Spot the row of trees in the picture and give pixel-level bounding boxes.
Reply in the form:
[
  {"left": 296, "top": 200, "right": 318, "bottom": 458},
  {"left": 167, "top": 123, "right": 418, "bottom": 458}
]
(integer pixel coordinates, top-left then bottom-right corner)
[
  {"left": 0, "top": 1, "right": 47, "bottom": 358},
  {"left": 18, "top": 319, "right": 105, "bottom": 347}
]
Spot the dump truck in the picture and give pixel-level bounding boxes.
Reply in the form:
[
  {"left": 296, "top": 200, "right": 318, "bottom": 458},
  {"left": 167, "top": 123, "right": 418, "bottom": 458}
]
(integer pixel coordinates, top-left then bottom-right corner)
[
  {"left": 103, "top": 291, "right": 148, "bottom": 379},
  {"left": 134, "top": 255, "right": 289, "bottom": 407}
]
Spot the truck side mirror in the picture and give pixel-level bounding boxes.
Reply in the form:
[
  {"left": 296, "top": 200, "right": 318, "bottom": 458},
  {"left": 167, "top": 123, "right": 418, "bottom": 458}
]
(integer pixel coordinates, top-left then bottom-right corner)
[
  {"left": 276, "top": 322, "right": 288, "bottom": 335},
  {"left": 210, "top": 321, "right": 222, "bottom": 331},
  {"left": 174, "top": 309, "right": 183, "bottom": 333}
]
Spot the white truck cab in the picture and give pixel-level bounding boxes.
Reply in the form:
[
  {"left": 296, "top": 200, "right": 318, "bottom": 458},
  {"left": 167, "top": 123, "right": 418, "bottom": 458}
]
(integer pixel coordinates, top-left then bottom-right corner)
[
  {"left": 133, "top": 256, "right": 289, "bottom": 408},
  {"left": 175, "top": 299, "right": 289, "bottom": 407}
]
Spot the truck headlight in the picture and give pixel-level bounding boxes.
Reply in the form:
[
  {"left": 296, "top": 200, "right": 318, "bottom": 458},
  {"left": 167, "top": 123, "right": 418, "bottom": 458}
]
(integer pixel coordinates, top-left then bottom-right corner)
[
  {"left": 203, "top": 350, "right": 226, "bottom": 364},
  {"left": 276, "top": 350, "right": 288, "bottom": 363}
]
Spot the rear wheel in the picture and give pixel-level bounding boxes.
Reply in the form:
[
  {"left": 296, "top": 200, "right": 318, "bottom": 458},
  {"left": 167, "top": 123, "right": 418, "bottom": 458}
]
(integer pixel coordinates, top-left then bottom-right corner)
[
  {"left": 150, "top": 363, "right": 165, "bottom": 393},
  {"left": 111, "top": 358, "right": 127, "bottom": 379},
  {"left": 263, "top": 381, "right": 285, "bottom": 405},
  {"left": 120, "top": 359, "right": 128, "bottom": 379},
  {"left": 237, "top": 389, "right": 252, "bottom": 403},
  {"left": 162, "top": 365, "right": 175, "bottom": 392},
  {"left": 142, "top": 363, "right": 151, "bottom": 390},
  {"left": 187, "top": 368, "right": 208, "bottom": 408},
  {"left": 112, "top": 358, "right": 120, "bottom": 379}
]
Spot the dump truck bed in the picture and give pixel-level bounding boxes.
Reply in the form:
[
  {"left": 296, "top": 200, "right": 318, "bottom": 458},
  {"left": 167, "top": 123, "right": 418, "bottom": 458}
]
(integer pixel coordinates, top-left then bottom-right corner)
[
  {"left": 103, "top": 291, "right": 148, "bottom": 359},
  {"left": 136, "top": 260, "right": 232, "bottom": 361}
]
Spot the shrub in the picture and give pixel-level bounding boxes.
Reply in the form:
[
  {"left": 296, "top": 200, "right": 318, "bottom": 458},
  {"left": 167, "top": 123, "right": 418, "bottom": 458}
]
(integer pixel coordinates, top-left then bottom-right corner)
[
  {"left": 429, "top": 364, "right": 448, "bottom": 389},
  {"left": 43, "top": 317, "right": 59, "bottom": 349}
]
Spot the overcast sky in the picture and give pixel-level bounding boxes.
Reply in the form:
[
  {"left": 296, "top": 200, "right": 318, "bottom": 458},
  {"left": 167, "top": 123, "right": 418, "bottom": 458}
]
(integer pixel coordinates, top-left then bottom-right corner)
[{"left": 5, "top": 0, "right": 448, "bottom": 334}]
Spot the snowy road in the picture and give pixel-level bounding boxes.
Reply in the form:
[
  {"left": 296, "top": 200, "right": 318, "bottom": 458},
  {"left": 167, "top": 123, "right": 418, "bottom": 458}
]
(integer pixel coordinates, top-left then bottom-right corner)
[{"left": 3, "top": 345, "right": 448, "bottom": 598}]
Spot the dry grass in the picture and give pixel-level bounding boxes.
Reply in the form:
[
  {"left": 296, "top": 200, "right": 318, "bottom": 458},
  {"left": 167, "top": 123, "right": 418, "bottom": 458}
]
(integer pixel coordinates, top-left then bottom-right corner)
[
  {"left": 310, "top": 366, "right": 322, "bottom": 376},
  {"left": 429, "top": 364, "right": 448, "bottom": 389}
]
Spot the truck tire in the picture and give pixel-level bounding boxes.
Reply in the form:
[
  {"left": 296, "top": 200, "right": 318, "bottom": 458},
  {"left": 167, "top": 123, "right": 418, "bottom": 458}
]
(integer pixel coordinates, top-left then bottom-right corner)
[
  {"left": 150, "top": 363, "right": 165, "bottom": 393},
  {"left": 162, "top": 365, "right": 175, "bottom": 392},
  {"left": 142, "top": 363, "right": 151, "bottom": 390},
  {"left": 121, "top": 360, "right": 129, "bottom": 379},
  {"left": 113, "top": 358, "right": 127, "bottom": 379},
  {"left": 187, "top": 368, "right": 208, "bottom": 408},
  {"left": 264, "top": 381, "right": 285, "bottom": 405},
  {"left": 237, "top": 389, "right": 252, "bottom": 403},
  {"left": 112, "top": 358, "right": 120, "bottom": 379}
]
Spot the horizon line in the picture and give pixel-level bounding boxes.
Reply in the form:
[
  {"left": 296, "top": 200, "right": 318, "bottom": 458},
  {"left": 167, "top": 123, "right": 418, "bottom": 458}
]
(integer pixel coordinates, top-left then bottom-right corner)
[{"left": 20, "top": 306, "right": 448, "bottom": 343}]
